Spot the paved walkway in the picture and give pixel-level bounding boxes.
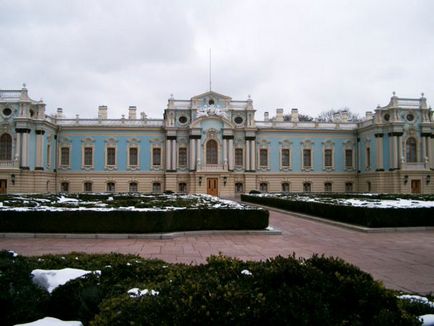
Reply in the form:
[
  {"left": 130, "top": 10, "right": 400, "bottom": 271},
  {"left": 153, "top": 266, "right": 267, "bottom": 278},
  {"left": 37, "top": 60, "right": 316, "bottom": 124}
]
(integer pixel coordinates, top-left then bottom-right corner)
[{"left": 1, "top": 209, "right": 433, "bottom": 294}]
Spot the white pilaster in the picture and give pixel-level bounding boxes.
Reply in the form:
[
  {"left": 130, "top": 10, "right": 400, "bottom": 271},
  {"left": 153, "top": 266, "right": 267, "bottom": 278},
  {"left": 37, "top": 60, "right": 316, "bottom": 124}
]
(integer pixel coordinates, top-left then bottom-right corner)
[
  {"left": 250, "top": 140, "right": 256, "bottom": 171},
  {"left": 245, "top": 140, "right": 250, "bottom": 171},
  {"left": 429, "top": 136, "right": 434, "bottom": 170},
  {"left": 196, "top": 139, "right": 201, "bottom": 170},
  {"left": 171, "top": 139, "right": 177, "bottom": 170},
  {"left": 189, "top": 138, "right": 195, "bottom": 170},
  {"left": 16, "top": 132, "right": 22, "bottom": 165},
  {"left": 228, "top": 138, "right": 234, "bottom": 170},
  {"left": 22, "top": 131, "right": 29, "bottom": 168},
  {"left": 375, "top": 135, "right": 383, "bottom": 170},
  {"left": 166, "top": 139, "right": 171, "bottom": 170},
  {"left": 223, "top": 139, "right": 228, "bottom": 169}
]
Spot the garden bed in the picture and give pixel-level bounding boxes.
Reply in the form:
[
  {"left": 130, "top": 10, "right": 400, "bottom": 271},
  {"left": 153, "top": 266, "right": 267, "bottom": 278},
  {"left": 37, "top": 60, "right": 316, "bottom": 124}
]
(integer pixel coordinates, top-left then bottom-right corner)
[
  {"left": 0, "top": 194, "right": 268, "bottom": 233},
  {"left": 2, "top": 250, "right": 432, "bottom": 325},
  {"left": 241, "top": 193, "right": 434, "bottom": 228}
]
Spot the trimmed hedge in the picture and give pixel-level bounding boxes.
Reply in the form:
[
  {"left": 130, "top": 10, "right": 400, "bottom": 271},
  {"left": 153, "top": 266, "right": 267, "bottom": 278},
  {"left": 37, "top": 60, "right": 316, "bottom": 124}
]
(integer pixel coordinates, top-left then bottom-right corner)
[
  {"left": 0, "top": 208, "right": 269, "bottom": 233},
  {"left": 1, "top": 251, "right": 426, "bottom": 325},
  {"left": 241, "top": 194, "right": 434, "bottom": 228}
]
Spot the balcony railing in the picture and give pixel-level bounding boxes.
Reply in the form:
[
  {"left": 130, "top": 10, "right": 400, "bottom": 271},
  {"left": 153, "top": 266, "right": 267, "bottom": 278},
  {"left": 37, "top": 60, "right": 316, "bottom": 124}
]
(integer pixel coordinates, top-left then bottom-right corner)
[
  {"left": 400, "top": 162, "right": 429, "bottom": 171},
  {"left": 0, "top": 160, "right": 19, "bottom": 169}
]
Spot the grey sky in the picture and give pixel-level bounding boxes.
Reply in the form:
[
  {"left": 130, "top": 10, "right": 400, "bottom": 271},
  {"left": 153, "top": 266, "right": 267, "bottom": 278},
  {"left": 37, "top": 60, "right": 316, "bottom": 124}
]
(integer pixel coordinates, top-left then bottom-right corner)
[{"left": 1, "top": 0, "right": 433, "bottom": 119}]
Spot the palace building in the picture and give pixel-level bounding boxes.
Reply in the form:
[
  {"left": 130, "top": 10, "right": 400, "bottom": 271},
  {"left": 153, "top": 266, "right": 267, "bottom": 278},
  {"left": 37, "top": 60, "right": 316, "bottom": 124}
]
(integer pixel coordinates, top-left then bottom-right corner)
[{"left": 0, "top": 86, "right": 433, "bottom": 195}]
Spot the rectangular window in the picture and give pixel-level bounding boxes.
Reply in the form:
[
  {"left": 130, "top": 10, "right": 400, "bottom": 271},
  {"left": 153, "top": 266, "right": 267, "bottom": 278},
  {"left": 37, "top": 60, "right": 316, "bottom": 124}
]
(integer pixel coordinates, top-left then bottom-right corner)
[
  {"left": 178, "top": 148, "right": 187, "bottom": 167},
  {"left": 129, "top": 182, "right": 138, "bottom": 192},
  {"left": 235, "top": 148, "right": 243, "bottom": 167},
  {"left": 324, "top": 182, "right": 332, "bottom": 192},
  {"left": 303, "top": 149, "right": 311, "bottom": 168},
  {"left": 153, "top": 148, "right": 161, "bottom": 166},
  {"left": 60, "top": 147, "right": 70, "bottom": 166},
  {"left": 129, "top": 147, "right": 138, "bottom": 166},
  {"left": 84, "top": 147, "right": 93, "bottom": 166},
  {"left": 107, "top": 147, "right": 116, "bottom": 166},
  {"left": 84, "top": 182, "right": 92, "bottom": 192},
  {"left": 345, "top": 182, "right": 353, "bottom": 192},
  {"left": 61, "top": 182, "right": 69, "bottom": 192},
  {"left": 345, "top": 149, "right": 353, "bottom": 168},
  {"left": 303, "top": 182, "right": 311, "bottom": 192},
  {"left": 324, "top": 149, "right": 332, "bottom": 167},
  {"left": 281, "top": 149, "right": 290, "bottom": 167},
  {"left": 260, "top": 149, "right": 268, "bottom": 167},
  {"left": 107, "top": 182, "right": 115, "bottom": 192},
  {"left": 152, "top": 182, "right": 161, "bottom": 193},
  {"left": 366, "top": 147, "right": 371, "bottom": 169},
  {"left": 282, "top": 182, "right": 290, "bottom": 192}
]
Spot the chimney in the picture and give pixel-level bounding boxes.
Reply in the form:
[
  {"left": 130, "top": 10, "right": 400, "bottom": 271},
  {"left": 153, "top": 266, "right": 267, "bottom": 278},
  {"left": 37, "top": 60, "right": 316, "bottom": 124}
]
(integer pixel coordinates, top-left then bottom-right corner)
[
  {"left": 56, "top": 108, "right": 63, "bottom": 118},
  {"left": 291, "top": 108, "right": 299, "bottom": 122},
  {"left": 365, "top": 111, "right": 373, "bottom": 120},
  {"left": 128, "top": 106, "right": 137, "bottom": 119},
  {"left": 140, "top": 112, "right": 147, "bottom": 120},
  {"left": 275, "top": 108, "right": 284, "bottom": 121},
  {"left": 98, "top": 105, "right": 108, "bottom": 119},
  {"left": 264, "top": 112, "right": 269, "bottom": 121}
]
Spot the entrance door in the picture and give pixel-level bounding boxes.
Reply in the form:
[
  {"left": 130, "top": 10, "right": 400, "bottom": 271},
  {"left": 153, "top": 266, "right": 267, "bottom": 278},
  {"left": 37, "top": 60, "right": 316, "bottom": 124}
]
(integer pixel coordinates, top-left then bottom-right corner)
[
  {"left": 207, "top": 178, "right": 219, "bottom": 196},
  {"left": 0, "top": 179, "right": 7, "bottom": 194},
  {"left": 411, "top": 179, "right": 421, "bottom": 194}
]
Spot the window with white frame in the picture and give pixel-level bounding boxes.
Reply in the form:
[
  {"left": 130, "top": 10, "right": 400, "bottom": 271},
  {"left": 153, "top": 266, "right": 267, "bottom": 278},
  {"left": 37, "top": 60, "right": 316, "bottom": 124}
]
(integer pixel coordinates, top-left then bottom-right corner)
[
  {"left": 206, "top": 139, "right": 218, "bottom": 164},
  {"left": 129, "top": 147, "right": 138, "bottom": 166},
  {"left": 60, "top": 147, "right": 70, "bottom": 166},
  {"left": 47, "top": 144, "right": 51, "bottom": 167},
  {"left": 259, "top": 182, "right": 268, "bottom": 192},
  {"left": 0, "top": 133, "right": 12, "bottom": 160},
  {"left": 84, "top": 182, "right": 92, "bottom": 192},
  {"left": 152, "top": 147, "right": 161, "bottom": 166},
  {"left": 406, "top": 137, "right": 417, "bottom": 162},
  {"left": 303, "top": 149, "right": 312, "bottom": 168},
  {"left": 281, "top": 149, "right": 290, "bottom": 167},
  {"left": 345, "top": 149, "right": 353, "bottom": 168},
  {"left": 324, "top": 182, "right": 332, "bottom": 192},
  {"left": 282, "top": 182, "right": 290, "bottom": 192},
  {"left": 235, "top": 148, "right": 243, "bottom": 167},
  {"left": 345, "top": 182, "right": 353, "bottom": 192},
  {"left": 303, "top": 182, "right": 311, "bottom": 192},
  {"left": 107, "top": 147, "right": 116, "bottom": 166},
  {"left": 152, "top": 182, "right": 161, "bottom": 193},
  {"left": 259, "top": 149, "right": 268, "bottom": 167},
  {"left": 129, "top": 182, "right": 138, "bottom": 192},
  {"left": 107, "top": 182, "right": 115, "bottom": 192},
  {"left": 235, "top": 182, "right": 244, "bottom": 193},
  {"left": 324, "top": 149, "right": 333, "bottom": 168},
  {"left": 84, "top": 147, "right": 93, "bottom": 166},
  {"left": 178, "top": 147, "right": 187, "bottom": 167}
]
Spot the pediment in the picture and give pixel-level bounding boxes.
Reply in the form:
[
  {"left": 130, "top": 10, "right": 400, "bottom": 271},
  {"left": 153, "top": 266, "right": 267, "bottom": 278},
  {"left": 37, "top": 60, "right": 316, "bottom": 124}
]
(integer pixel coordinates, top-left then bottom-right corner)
[{"left": 191, "top": 90, "right": 232, "bottom": 101}]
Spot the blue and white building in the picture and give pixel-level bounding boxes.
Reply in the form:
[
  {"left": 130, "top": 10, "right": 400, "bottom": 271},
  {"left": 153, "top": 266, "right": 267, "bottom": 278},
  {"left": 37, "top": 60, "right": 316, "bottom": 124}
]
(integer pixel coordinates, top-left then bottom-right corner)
[{"left": 0, "top": 86, "right": 433, "bottom": 195}]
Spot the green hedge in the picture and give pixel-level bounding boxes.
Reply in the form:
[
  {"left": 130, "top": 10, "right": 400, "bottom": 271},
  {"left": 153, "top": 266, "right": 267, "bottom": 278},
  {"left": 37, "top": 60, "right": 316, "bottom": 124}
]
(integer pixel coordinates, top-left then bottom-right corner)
[
  {"left": 0, "top": 209, "right": 269, "bottom": 233},
  {"left": 241, "top": 194, "right": 434, "bottom": 228},
  {"left": 1, "top": 251, "right": 426, "bottom": 325}
]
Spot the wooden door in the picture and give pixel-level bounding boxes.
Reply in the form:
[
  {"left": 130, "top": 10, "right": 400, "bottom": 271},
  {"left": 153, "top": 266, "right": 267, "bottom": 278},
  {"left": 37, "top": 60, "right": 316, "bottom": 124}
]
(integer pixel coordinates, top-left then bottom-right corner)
[
  {"left": 411, "top": 180, "right": 421, "bottom": 194},
  {"left": 0, "top": 180, "right": 7, "bottom": 194},
  {"left": 207, "top": 178, "right": 219, "bottom": 196}
]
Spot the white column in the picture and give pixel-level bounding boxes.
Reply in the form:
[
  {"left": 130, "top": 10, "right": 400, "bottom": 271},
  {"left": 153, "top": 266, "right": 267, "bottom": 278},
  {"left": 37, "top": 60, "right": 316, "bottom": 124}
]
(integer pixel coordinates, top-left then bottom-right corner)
[
  {"left": 171, "top": 140, "right": 177, "bottom": 170},
  {"left": 196, "top": 139, "right": 201, "bottom": 170},
  {"left": 429, "top": 136, "right": 434, "bottom": 170},
  {"left": 245, "top": 140, "right": 250, "bottom": 171},
  {"left": 375, "top": 134, "right": 383, "bottom": 171},
  {"left": 15, "top": 132, "right": 22, "bottom": 165},
  {"left": 397, "top": 134, "right": 402, "bottom": 168},
  {"left": 389, "top": 135, "right": 395, "bottom": 169},
  {"left": 223, "top": 138, "right": 228, "bottom": 169},
  {"left": 250, "top": 140, "right": 256, "bottom": 171},
  {"left": 189, "top": 138, "right": 195, "bottom": 170},
  {"left": 166, "top": 139, "right": 171, "bottom": 170},
  {"left": 22, "top": 131, "right": 29, "bottom": 168},
  {"left": 228, "top": 138, "right": 234, "bottom": 170}
]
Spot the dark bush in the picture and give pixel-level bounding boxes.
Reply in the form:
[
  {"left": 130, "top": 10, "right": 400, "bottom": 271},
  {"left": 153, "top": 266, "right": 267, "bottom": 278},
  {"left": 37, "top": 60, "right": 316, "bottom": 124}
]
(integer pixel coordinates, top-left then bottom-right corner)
[{"left": 241, "top": 194, "right": 434, "bottom": 228}]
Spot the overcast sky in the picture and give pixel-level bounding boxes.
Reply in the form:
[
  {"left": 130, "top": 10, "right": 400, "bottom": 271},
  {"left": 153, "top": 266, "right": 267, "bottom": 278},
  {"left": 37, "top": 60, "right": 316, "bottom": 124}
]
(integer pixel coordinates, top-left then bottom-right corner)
[{"left": 1, "top": 0, "right": 433, "bottom": 119}]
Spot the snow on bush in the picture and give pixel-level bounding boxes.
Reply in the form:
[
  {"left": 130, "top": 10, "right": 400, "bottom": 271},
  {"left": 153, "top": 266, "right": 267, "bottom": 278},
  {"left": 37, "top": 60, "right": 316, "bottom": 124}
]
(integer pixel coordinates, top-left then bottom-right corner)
[{"left": 14, "top": 316, "right": 83, "bottom": 326}]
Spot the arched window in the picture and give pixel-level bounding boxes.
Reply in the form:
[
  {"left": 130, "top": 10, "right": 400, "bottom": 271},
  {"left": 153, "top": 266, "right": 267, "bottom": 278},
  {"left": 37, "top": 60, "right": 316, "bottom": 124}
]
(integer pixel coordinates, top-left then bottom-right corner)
[
  {"left": 406, "top": 137, "right": 417, "bottom": 162},
  {"left": 0, "top": 133, "right": 12, "bottom": 160},
  {"left": 206, "top": 139, "right": 218, "bottom": 164}
]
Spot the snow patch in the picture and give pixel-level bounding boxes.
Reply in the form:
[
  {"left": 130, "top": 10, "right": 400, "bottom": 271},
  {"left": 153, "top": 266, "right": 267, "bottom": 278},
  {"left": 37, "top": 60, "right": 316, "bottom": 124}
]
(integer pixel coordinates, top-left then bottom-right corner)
[
  {"left": 241, "top": 269, "right": 253, "bottom": 276},
  {"left": 31, "top": 268, "right": 101, "bottom": 293},
  {"left": 398, "top": 295, "right": 434, "bottom": 308},
  {"left": 419, "top": 314, "right": 434, "bottom": 326},
  {"left": 128, "top": 287, "right": 159, "bottom": 298},
  {"left": 14, "top": 316, "right": 83, "bottom": 326},
  {"left": 8, "top": 250, "right": 18, "bottom": 257}
]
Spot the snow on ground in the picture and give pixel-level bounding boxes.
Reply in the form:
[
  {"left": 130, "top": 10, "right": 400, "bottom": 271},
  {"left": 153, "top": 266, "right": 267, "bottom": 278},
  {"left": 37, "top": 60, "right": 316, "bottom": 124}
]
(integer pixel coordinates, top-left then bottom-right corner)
[
  {"left": 14, "top": 316, "right": 83, "bottom": 326},
  {"left": 31, "top": 268, "right": 101, "bottom": 293},
  {"left": 241, "top": 269, "right": 253, "bottom": 276},
  {"left": 254, "top": 193, "right": 434, "bottom": 209},
  {"left": 419, "top": 314, "right": 434, "bottom": 326},
  {"left": 128, "top": 287, "right": 159, "bottom": 297},
  {"left": 398, "top": 295, "right": 434, "bottom": 308},
  {"left": 8, "top": 250, "right": 18, "bottom": 257}
]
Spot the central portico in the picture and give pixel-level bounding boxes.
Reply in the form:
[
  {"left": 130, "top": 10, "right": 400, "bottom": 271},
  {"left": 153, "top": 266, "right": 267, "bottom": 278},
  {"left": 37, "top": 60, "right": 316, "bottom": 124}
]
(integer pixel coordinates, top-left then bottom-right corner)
[{"left": 163, "top": 90, "right": 257, "bottom": 196}]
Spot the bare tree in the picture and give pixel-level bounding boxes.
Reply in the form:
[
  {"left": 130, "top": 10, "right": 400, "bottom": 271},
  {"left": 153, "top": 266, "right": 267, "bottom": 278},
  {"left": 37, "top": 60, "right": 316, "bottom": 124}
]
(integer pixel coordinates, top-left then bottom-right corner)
[
  {"left": 283, "top": 113, "right": 314, "bottom": 122},
  {"left": 317, "top": 107, "right": 361, "bottom": 122}
]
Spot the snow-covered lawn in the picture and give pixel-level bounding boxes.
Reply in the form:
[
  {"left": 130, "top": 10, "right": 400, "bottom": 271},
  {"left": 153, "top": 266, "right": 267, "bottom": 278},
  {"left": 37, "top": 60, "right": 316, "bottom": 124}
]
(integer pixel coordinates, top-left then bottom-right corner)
[
  {"left": 0, "top": 193, "right": 254, "bottom": 212},
  {"left": 253, "top": 193, "right": 434, "bottom": 209},
  {"left": 14, "top": 317, "right": 83, "bottom": 326}
]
